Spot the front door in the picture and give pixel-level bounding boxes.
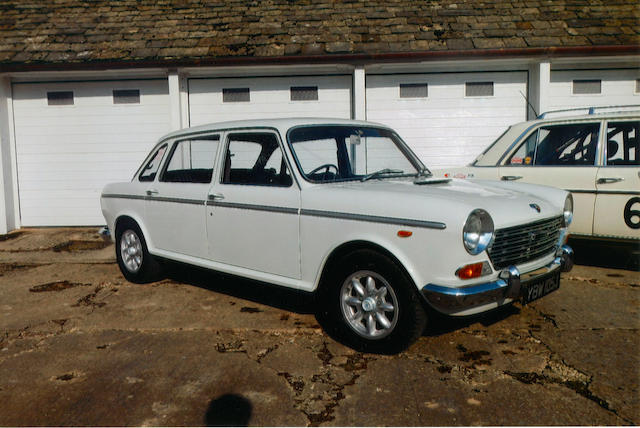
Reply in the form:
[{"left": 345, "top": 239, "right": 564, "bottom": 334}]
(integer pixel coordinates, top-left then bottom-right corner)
[
  {"left": 498, "top": 121, "right": 602, "bottom": 236},
  {"left": 206, "top": 130, "right": 301, "bottom": 279}
]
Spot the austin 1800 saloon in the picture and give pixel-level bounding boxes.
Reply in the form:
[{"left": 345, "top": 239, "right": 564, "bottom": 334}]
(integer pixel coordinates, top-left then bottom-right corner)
[{"left": 101, "top": 118, "right": 574, "bottom": 353}]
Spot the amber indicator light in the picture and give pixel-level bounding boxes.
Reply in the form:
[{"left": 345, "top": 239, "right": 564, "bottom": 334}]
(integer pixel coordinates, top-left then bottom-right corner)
[
  {"left": 457, "top": 262, "right": 484, "bottom": 279},
  {"left": 397, "top": 230, "right": 413, "bottom": 238}
]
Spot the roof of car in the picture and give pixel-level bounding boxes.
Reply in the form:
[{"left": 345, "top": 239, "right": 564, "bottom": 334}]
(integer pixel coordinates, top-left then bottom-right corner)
[{"left": 159, "top": 117, "right": 390, "bottom": 142}]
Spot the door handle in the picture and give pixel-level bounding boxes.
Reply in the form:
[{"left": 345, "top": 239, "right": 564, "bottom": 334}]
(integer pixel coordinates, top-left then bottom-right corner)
[
  {"left": 596, "top": 177, "right": 624, "bottom": 184},
  {"left": 501, "top": 175, "right": 523, "bottom": 181},
  {"left": 208, "top": 193, "right": 225, "bottom": 201},
  {"left": 146, "top": 189, "right": 159, "bottom": 196}
]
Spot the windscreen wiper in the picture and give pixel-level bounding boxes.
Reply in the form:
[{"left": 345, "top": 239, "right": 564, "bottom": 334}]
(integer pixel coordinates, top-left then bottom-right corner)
[{"left": 361, "top": 168, "right": 404, "bottom": 182}]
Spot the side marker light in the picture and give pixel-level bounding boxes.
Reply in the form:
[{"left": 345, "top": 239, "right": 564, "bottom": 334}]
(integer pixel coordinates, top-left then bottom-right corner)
[{"left": 397, "top": 230, "right": 413, "bottom": 238}]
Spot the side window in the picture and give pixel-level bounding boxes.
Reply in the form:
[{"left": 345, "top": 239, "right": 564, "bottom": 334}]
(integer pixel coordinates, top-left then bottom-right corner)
[
  {"left": 507, "top": 123, "right": 600, "bottom": 166},
  {"left": 605, "top": 121, "right": 639, "bottom": 166},
  {"left": 222, "top": 133, "right": 292, "bottom": 187},
  {"left": 507, "top": 132, "right": 537, "bottom": 166},
  {"left": 161, "top": 136, "right": 220, "bottom": 183},
  {"left": 139, "top": 145, "right": 167, "bottom": 182}
]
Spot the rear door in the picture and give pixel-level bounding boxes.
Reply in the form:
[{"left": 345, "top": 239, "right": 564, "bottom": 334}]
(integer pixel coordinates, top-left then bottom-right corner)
[
  {"left": 144, "top": 135, "right": 221, "bottom": 258},
  {"left": 593, "top": 119, "right": 640, "bottom": 239},
  {"left": 497, "top": 121, "right": 602, "bottom": 236}
]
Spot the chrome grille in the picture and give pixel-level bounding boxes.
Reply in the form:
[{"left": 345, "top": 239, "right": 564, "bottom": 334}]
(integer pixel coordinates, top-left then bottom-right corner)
[{"left": 488, "top": 216, "right": 563, "bottom": 270}]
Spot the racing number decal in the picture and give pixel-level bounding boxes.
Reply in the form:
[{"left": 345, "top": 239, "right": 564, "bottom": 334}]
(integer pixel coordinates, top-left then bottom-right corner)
[{"left": 624, "top": 197, "right": 640, "bottom": 229}]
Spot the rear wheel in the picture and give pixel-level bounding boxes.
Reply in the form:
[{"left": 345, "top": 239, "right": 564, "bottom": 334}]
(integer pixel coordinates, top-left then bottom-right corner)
[
  {"left": 115, "top": 219, "right": 163, "bottom": 283},
  {"left": 317, "top": 249, "right": 427, "bottom": 354}
]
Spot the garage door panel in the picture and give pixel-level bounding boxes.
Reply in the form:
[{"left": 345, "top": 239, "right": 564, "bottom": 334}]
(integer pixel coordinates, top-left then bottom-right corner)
[
  {"left": 189, "top": 76, "right": 352, "bottom": 126},
  {"left": 548, "top": 69, "right": 640, "bottom": 111},
  {"left": 13, "top": 80, "right": 171, "bottom": 226},
  {"left": 366, "top": 72, "right": 527, "bottom": 169}
]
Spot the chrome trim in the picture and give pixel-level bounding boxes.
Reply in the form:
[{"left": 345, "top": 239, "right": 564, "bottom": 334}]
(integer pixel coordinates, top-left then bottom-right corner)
[
  {"left": 567, "top": 189, "right": 640, "bottom": 195},
  {"left": 300, "top": 209, "right": 446, "bottom": 230},
  {"left": 421, "top": 244, "right": 573, "bottom": 314},
  {"left": 209, "top": 201, "right": 298, "bottom": 215},
  {"left": 101, "top": 193, "right": 146, "bottom": 201},
  {"left": 147, "top": 196, "right": 205, "bottom": 205}
]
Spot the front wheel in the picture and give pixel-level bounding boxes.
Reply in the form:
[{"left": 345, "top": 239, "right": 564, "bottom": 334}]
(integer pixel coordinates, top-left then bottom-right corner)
[
  {"left": 115, "top": 219, "right": 163, "bottom": 283},
  {"left": 317, "top": 249, "right": 427, "bottom": 354}
]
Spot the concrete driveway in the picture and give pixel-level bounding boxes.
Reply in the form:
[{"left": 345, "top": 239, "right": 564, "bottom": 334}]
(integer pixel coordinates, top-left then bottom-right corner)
[{"left": 0, "top": 228, "right": 638, "bottom": 426}]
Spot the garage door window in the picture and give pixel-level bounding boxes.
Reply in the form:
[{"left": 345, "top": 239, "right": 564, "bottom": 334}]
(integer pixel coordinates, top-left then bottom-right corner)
[
  {"left": 465, "top": 82, "right": 494, "bottom": 97},
  {"left": 161, "top": 136, "right": 220, "bottom": 183},
  {"left": 47, "top": 91, "right": 74, "bottom": 106},
  {"left": 399, "top": 83, "right": 428, "bottom": 98},
  {"left": 113, "top": 89, "right": 140, "bottom": 104},
  {"left": 139, "top": 144, "right": 167, "bottom": 182},
  {"left": 291, "top": 86, "right": 318, "bottom": 101},
  {"left": 223, "top": 88, "right": 250, "bottom": 102},
  {"left": 605, "top": 121, "right": 639, "bottom": 166},
  {"left": 507, "top": 123, "right": 600, "bottom": 166},
  {"left": 222, "top": 133, "right": 292, "bottom": 187},
  {"left": 573, "top": 80, "right": 601, "bottom": 95}
]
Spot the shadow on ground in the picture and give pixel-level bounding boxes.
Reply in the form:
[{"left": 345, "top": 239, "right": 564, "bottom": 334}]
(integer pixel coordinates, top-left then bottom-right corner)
[
  {"left": 204, "top": 394, "right": 253, "bottom": 427},
  {"left": 569, "top": 237, "right": 640, "bottom": 271}
]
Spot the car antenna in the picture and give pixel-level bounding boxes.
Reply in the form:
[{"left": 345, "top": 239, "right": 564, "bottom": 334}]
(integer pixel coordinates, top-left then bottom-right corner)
[{"left": 519, "top": 91, "right": 538, "bottom": 118}]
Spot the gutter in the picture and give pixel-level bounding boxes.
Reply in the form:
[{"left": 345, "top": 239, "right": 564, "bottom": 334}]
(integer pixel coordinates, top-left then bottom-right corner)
[{"left": 0, "top": 45, "right": 638, "bottom": 73}]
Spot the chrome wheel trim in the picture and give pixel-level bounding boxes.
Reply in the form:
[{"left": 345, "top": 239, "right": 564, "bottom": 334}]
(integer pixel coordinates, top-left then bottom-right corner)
[
  {"left": 340, "top": 270, "right": 399, "bottom": 339},
  {"left": 120, "top": 229, "right": 143, "bottom": 273}
]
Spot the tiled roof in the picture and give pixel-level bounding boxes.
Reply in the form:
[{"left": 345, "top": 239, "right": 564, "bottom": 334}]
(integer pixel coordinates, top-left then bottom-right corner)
[{"left": 0, "top": 0, "right": 638, "bottom": 70}]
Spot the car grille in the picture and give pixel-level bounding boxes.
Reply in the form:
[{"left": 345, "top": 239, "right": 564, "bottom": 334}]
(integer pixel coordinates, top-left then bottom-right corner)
[{"left": 488, "top": 216, "right": 563, "bottom": 270}]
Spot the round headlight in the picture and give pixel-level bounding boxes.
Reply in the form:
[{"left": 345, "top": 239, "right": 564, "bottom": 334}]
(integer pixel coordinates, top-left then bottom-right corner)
[
  {"left": 463, "top": 209, "right": 495, "bottom": 255},
  {"left": 563, "top": 194, "right": 573, "bottom": 227}
]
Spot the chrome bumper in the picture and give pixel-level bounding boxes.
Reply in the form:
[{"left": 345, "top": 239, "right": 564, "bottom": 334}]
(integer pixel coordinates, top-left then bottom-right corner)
[{"left": 421, "top": 245, "right": 574, "bottom": 314}]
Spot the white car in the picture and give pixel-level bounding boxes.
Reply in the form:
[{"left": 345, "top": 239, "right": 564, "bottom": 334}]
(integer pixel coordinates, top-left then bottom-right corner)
[
  {"left": 436, "top": 107, "right": 640, "bottom": 243},
  {"left": 101, "top": 118, "right": 574, "bottom": 353}
]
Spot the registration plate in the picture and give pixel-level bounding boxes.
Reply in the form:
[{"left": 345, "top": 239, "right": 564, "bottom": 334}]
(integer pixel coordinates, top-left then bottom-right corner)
[{"left": 522, "top": 272, "right": 560, "bottom": 304}]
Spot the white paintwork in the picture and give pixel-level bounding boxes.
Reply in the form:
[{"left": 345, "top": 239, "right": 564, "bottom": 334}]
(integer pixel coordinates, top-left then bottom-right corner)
[
  {"left": 548, "top": 69, "right": 640, "bottom": 111},
  {"left": 101, "top": 118, "right": 570, "bottom": 317},
  {"left": 366, "top": 72, "right": 528, "bottom": 169},
  {"left": 434, "top": 111, "right": 640, "bottom": 241},
  {"left": 12, "top": 80, "right": 172, "bottom": 226},
  {"left": 188, "top": 76, "right": 352, "bottom": 126}
]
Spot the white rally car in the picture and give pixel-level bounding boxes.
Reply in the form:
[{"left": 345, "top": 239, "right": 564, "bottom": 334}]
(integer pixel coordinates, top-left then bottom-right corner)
[
  {"left": 436, "top": 107, "right": 640, "bottom": 243},
  {"left": 101, "top": 118, "right": 573, "bottom": 353}
]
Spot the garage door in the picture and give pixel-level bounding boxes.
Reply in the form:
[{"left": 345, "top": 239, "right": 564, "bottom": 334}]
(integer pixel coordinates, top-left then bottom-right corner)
[
  {"left": 548, "top": 68, "right": 640, "bottom": 111},
  {"left": 12, "top": 80, "right": 171, "bottom": 226},
  {"left": 366, "top": 72, "right": 528, "bottom": 169},
  {"left": 188, "top": 75, "right": 352, "bottom": 126}
]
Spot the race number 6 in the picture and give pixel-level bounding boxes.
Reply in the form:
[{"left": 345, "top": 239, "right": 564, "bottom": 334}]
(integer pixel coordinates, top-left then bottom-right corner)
[{"left": 624, "top": 197, "right": 640, "bottom": 229}]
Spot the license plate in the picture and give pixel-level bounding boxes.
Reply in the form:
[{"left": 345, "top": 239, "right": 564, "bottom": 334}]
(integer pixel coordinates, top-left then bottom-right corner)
[{"left": 522, "top": 272, "right": 560, "bottom": 304}]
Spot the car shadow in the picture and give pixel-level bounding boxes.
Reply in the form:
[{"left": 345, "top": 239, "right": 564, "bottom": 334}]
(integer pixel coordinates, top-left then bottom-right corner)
[
  {"left": 569, "top": 237, "right": 640, "bottom": 271},
  {"left": 162, "top": 261, "right": 316, "bottom": 315},
  {"left": 423, "top": 304, "right": 521, "bottom": 337}
]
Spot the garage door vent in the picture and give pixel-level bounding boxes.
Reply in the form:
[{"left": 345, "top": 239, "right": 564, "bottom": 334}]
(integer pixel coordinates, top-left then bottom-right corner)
[
  {"left": 291, "top": 86, "right": 318, "bottom": 101},
  {"left": 47, "top": 91, "right": 74, "bottom": 106},
  {"left": 399, "top": 83, "right": 428, "bottom": 98},
  {"left": 223, "top": 88, "right": 250, "bottom": 103},
  {"left": 113, "top": 89, "right": 140, "bottom": 104},
  {"left": 573, "top": 80, "right": 601, "bottom": 95},
  {"left": 465, "top": 82, "right": 494, "bottom": 97}
]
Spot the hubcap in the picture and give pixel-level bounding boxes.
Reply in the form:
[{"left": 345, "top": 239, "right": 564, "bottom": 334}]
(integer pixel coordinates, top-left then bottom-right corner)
[
  {"left": 340, "top": 270, "right": 399, "bottom": 339},
  {"left": 120, "top": 229, "right": 143, "bottom": 273}
]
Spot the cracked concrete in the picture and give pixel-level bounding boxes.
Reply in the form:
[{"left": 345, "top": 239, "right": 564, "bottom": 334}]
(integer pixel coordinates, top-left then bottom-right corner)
[{"left": 0, "top": 228, "right": 638, "bottom": 426}]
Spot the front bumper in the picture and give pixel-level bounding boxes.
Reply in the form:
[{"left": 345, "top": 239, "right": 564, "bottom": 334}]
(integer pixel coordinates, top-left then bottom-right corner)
[{"left": 421, "top": 245, "right": 574, "bottom": 315}]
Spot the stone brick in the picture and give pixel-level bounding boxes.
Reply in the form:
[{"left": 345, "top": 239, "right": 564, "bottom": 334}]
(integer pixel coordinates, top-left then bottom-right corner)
[{"left": 473, "top": 38, "right": 506, "bottom": 49}]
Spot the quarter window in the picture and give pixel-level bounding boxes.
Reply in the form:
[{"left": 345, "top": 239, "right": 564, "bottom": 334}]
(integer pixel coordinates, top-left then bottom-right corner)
[
  {"left": 605, "top": 121, "right": 639, "bottom": 166},
  {"left": 222, "top": 133, "right": 292, "bottom": 186},
  {"left": 161, "top": 136, "right": 220, "bottom": 183},
  {"left": 139, "top": 145, "right": 167, "bottom": 182},
  {"left": 507, "top": 123, "right": 600, "bottom": 166}
]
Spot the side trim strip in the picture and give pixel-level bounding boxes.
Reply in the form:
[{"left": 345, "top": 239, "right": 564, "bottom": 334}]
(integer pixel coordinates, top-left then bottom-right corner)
[
  {"left": 568, "top": 189, "right": 640, "bottom": 196},
  {"left": 208, "top": 201, "right": 298, "bottom": 215},
  {"left": 101, "top": 194, "right": 446, "bottom": 230},
  {"left": 301, "top": 208, "right": 447, "bottom": 230}
]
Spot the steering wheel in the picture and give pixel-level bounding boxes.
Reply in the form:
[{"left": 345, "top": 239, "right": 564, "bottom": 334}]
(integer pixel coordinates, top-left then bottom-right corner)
[{"left": 308, "top": 163, "right": 339, "bottom": 179}]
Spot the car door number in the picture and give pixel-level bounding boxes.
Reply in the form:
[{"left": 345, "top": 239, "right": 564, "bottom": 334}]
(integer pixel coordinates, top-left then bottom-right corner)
[{"left": 624, "top": 197, "right": 640, "bottom": 229}]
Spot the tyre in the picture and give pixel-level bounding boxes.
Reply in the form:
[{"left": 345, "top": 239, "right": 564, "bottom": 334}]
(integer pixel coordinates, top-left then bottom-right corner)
[
  {"left": 115, "top": 219, "right": 163, "bottom": 283},
  {"left": 317, "top": 249, "right": 427, "bottom": 354}
]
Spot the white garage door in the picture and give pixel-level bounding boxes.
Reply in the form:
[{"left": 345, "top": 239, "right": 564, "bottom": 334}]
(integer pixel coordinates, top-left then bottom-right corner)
[
  {"left": 548, "top": 68, "right": 640, "bottom": 111},
  {"left": 366, "top": 72, "right": 528, "bottom": 169},
  {"left": 188, "top": 75, "right": 352, "bottom": 126},
  {"left": 12, "top": 80, "right": 171, "bottom": 226}
]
